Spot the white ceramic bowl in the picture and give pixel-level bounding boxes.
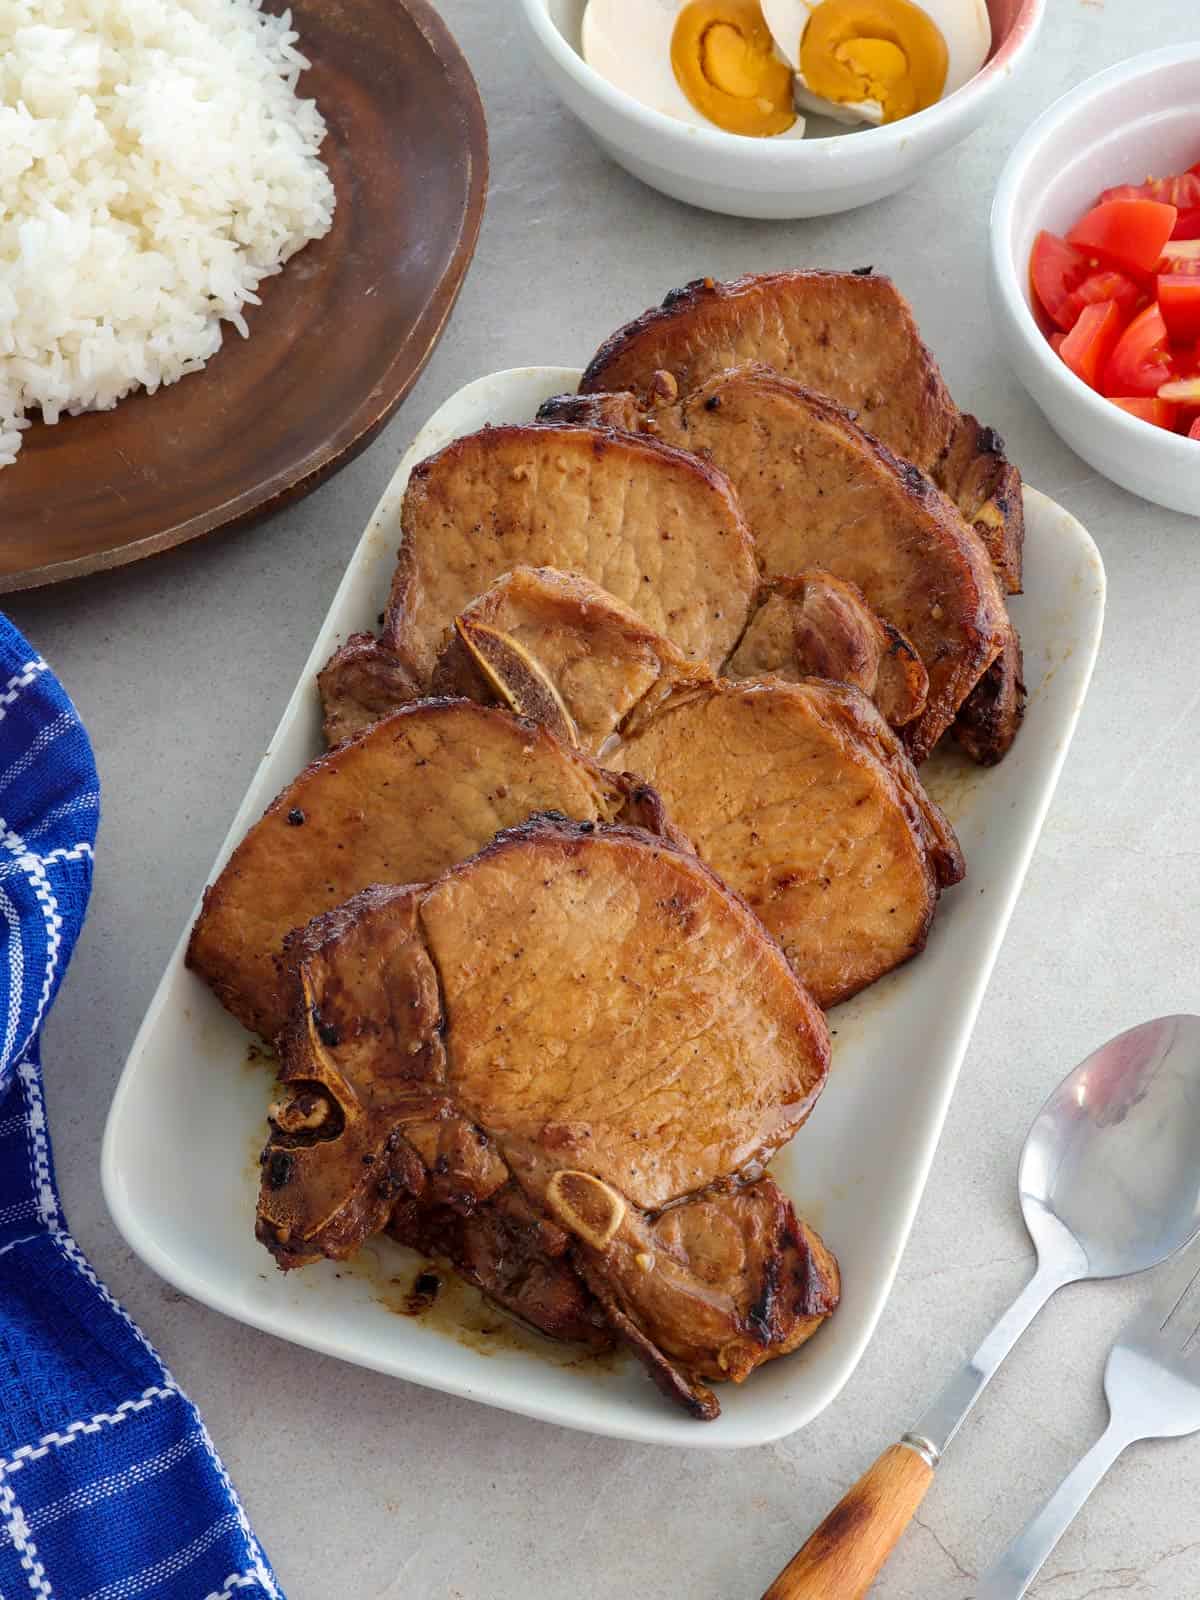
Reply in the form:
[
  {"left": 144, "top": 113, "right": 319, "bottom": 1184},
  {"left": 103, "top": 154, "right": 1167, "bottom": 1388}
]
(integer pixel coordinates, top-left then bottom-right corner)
[
  {"left": 991, "top": 44, "right": 1200, "bottom": 517},
  {"left": 517, "top": 0, "right": 1044, "bottom": 220}
]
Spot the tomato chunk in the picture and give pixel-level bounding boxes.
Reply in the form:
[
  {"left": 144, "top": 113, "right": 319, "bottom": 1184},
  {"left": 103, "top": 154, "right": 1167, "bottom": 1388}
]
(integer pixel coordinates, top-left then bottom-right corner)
[
  {"left": 1030, "top": 230, "right": 1089, "bottom": 329},
  {"left": 1059, "top": 300, "right": 1124, "bottom": 390},
  {"left": 1160, "top": 240, "right": 1200, "bottom": 272},
  {"left": 1109, "top": 396, "right": 1179, "bottom": 430},
  {"left": 1157, "top": 377, "right": 1200, "bottom": 404},
  {"left": 1101, "top": 303, "right": 1177, "bottom": 396},
  {"left": 1100, "top": 173, "right": 1200, "bottom": 209},
  {"left": 1189, "top": 417, "right": 1200, "bottom": 440},
  {"left": 1060, "top": 268, "right": 1144, "bottom": 329},
  {"left": 1158, "top": 276, "right": 1200, "bottom": 343},
  {"left": 1068, "top": 199, "right": 1178, "bottom": 275},
  {"left": 1173, "top": 208, "right": 1200, "bottom": 240}
]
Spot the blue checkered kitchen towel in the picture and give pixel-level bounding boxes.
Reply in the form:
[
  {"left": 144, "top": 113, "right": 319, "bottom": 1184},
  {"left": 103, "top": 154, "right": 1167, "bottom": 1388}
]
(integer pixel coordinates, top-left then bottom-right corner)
[{"left": 0, "top": 615, "right": 281, "bottom": 1600}]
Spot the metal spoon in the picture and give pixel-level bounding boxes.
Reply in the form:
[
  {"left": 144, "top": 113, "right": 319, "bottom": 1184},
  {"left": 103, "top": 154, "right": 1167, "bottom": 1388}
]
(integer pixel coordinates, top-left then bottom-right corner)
[{"left": 761, "top": 1015, "right": 1200, "bottom": 1600}]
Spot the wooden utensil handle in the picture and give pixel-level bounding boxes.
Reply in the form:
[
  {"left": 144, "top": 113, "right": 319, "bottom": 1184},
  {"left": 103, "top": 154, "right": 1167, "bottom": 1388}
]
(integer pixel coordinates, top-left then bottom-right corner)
[{"left": 761, "top": 1441, "right": 934, "bottom": 1600}]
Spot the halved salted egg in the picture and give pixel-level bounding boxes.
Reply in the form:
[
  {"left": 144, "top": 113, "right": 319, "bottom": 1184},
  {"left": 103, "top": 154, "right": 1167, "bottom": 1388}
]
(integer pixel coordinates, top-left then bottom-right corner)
[
  {"left": 762, "top": 0, "right": 991, "bottom": 126},
  {"left": 581, "top": 0, "right": 806, "bottom": 138}
]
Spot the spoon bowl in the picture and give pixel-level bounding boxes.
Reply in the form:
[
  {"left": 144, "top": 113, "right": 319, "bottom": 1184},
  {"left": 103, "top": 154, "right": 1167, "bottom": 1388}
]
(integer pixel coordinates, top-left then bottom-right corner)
[
  {"left": 1019, "top": 1016, "right": 1200, "bottom": 1282},
  {"left": 762, "top": 1014, "right": 1200, "bottom": 1600}
]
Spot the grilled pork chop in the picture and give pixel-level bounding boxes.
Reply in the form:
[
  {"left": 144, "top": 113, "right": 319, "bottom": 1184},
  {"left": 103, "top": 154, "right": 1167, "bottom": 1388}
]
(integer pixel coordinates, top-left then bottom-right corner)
[
  {"left": 435, "top": 567, "right": 963, "bottom": 1007},
  {"left": 541, "top": 365, "right": 1017, "bottom": 764},
  {"left": 618, "top": 678, "right": 961, "bottom": 1004},
  {"left": 317, "top": 420, "right": 760, "bottom": 752},
  {"left": 259, "top": 818, "right": 838, "bottom": 1417},
  {"left": 432, "top": 565, "right": 710, "bottom": 752},
  {"left": 382, "top": 422, "right": 759, "bottom": 686},
  {"left": 727, "top": 575, "right": 929, "bottom": 730},
  {"left": 388, "top": 1182, "right": 615, "bottom": 1352},
  {"left": 317, "top": 632, "right": 421, "bottom": 749},
  {"left": 187, "top": 698, "right": 672, "bottom": 1040},
  {"left": 579, "top": 270, "right": 1024, "bottom": 595},
  {"left": 435, "top": 564, "right": 928, "bottom": 737}
]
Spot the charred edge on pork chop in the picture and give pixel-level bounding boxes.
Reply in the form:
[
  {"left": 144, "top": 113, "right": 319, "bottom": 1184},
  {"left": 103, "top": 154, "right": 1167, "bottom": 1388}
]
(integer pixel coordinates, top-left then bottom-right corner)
[
  {"left": 429, "top": 568, "right": 964, "bottom": 1007},
  {"left": 540, "top": 363, "right": 1021, "bottom": 765},
  {"left": 318, "top": 632, "right": 421, "bottom": 748},
  {"left": 382, "top": 422, "right": 761, "bottom": 689},
  {"left": 257, "top": 817, "right": 837, "bottom": 1417},
  {"left": 952, "top": 626, "right": 1026, "bottom": 766},
  {"left": 578, "top": 270, "right": 1024, "bottom": 596},
  {"left": 388, "top": 1183, "right": 615, "bottom": 1351},
  {"left": 187, "top": 698, "right": 676, "bottom": 1041}
]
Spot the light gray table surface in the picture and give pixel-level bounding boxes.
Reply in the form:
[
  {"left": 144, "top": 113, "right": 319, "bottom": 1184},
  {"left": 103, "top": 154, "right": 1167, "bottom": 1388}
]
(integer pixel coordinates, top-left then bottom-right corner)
[{"left": 9, "top": 2, "right": 1200, "bottom": 1595}]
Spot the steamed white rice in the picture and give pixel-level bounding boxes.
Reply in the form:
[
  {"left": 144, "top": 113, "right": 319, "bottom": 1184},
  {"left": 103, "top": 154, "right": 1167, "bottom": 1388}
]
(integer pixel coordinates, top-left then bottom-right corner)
[{"left": 0, "top": 0, "right": 336, "bottom": 468}]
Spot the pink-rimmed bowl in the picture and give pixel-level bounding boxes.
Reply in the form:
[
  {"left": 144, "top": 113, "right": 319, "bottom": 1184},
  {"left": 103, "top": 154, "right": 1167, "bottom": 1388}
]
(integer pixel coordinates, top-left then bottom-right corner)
[
  {"left": 518, "top": 0, "right": 1044, "bottom": 219},
  {"left": 991, "top": 44, "right": 1200, "bottom": 516}
]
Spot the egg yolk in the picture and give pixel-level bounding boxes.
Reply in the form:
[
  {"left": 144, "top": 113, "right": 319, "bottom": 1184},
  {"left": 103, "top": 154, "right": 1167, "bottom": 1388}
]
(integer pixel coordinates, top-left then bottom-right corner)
[
  {"left": 671, "top": 2, "right": 798, "bottom": 137},
  {"left": 800, "top": 0, "right": 948, "bottom": 123}
]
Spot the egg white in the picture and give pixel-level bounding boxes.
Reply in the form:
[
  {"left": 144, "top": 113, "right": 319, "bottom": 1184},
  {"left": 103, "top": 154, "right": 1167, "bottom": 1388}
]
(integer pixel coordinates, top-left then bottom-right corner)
[
  {"left": 762, "top": 0, "right": 991, "bottom": 127},
  {"left": 581, "top": 0, "right": 807, "bottom": 138}
]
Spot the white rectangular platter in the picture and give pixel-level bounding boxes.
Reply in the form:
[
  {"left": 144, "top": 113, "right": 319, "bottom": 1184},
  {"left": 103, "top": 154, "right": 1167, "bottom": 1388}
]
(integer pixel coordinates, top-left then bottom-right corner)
[{"left": 103, "top": 367, "right": 1106, "bottom": 1448}]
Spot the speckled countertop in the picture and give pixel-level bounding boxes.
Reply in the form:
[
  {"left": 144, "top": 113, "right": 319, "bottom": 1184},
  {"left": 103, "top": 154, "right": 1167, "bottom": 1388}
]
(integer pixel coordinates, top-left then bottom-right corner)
[{"left": 10, "top": 2, "right": 1200, "bottom": 1595}]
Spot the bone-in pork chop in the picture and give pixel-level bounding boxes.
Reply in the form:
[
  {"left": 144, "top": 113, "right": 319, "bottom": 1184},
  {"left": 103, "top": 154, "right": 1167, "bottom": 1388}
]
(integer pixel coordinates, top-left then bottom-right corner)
[
  {"left": 187, "top": 698, "right": 670, "bottom": 1040},
  {"left": 435, "top": 564, "right": 928, "bottom": 738},
  {"left": 431, "top": 566, "right": 710, "bottom": 753},
  {"left": 541, "top": 365, "right": 1016, "bottom": 763},
  {"left": 727, "top": 575, "right": 929, "bottom": 730},
  {"left": 579, "top": 270, "right": 1024, "bottom": 595},
  {"left": 434, "top": 567, "right": 963, "bottom": 1007},
  {"left": 258, "top": 818, "right": 838, "bottom": 1417},
  {"left": 382, "top": 422, "right": 760, "bottom": 687}
]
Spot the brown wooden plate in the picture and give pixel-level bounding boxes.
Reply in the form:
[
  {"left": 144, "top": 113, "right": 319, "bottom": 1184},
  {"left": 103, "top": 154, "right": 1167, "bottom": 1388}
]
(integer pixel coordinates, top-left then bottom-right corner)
[{"left": 0, "top": 0, "right": 487, "bottom": 593}]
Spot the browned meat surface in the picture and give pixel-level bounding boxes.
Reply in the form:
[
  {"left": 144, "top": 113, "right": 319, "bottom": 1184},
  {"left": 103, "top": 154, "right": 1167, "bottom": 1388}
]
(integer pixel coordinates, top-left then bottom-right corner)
[
  {"left": 539, "top": 389, "right": 657, "bottom": 432},
  {"left": 937, "top": 411, "right": 1025, "bottom": 595},
  {"left": 318, "top": 633, "right": 419, "bottom": 747},
  {"left": 381, "top": 422, "right": 760, "bottom": 687},
  {"left": 550, "top": 366, "right": 1014, "bottom": 764},
  {"left": 388, "top": 1183, "right": 614, "bottom": 1351},
  {"left": 430, "top": 569, "right": 963, "bottom": 1008},
  {"left": 432, "top": 566, "right": 708, "bottom": 755},
  {"left": 569, "top": 1178, "right": 840, "bottom": 1416},
  {"left": 258, "top": 818, "right": 836, "bottom": 1415},
  {"left": 417, "top": 830, "right": 829, "bottom": 1207},
  {"left": 953, "top": 625, "right": 1027, "bottom": 766},
  {"left": 437, "top": 564, "right": 929, "bottom": 743},
  {"left": 187, "top": 699, "right": 658, "bottom": 1040},
  {"left": 538, "top": 390, "right": 647, "bottom": 433},
  {"left": 579, "top": 270, "right": 1023, "bottom": 594},
  {"left": 728, "top": 575, "right": 929, "bottom": 730},
  {"left": 617, "top": 678, "right": 962, "bottom": 1006}
]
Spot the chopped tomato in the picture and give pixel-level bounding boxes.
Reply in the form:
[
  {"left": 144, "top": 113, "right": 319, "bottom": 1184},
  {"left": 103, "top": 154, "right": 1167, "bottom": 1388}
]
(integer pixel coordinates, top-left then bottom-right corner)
[
  {"left": 1030, "top": 231, "right": 1089, "bottom": 329},
  {"left": 1159, "top": 239, "right": 1200, "bottom": 272},
  {"left": 1158, "top": 276, "right": 1200, "bottom": 342},
  {"left": 1100, "top": 173, "right": 1200, "bottom": 209},
  {"left": 1060, "top": 268, "right": 1144, "bottom": 329},
  {"left": 1101, "top": 303, "right": 1177, "bottom": 396},
  {"left": 1109, "top": 396, "right": 1179, "bottom": 430},
  {"left": 1068, "top": 199, "right": 1178, "bottom": 276},
  {"left": 1059, "top": 300, "right": 1125, "bottom": 390},
  {"left": 1157, "top": 377, "right": 1200, "bottom": 404},
  {"left": 1027, "top": 162, "right": 1200, "bottom": 427}
]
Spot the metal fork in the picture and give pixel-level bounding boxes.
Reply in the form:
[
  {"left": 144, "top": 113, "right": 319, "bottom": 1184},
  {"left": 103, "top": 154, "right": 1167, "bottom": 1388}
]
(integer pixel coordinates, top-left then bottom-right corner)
[{"left": 977, "top": 1258, "right": 1200, "bottom": 1598}]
